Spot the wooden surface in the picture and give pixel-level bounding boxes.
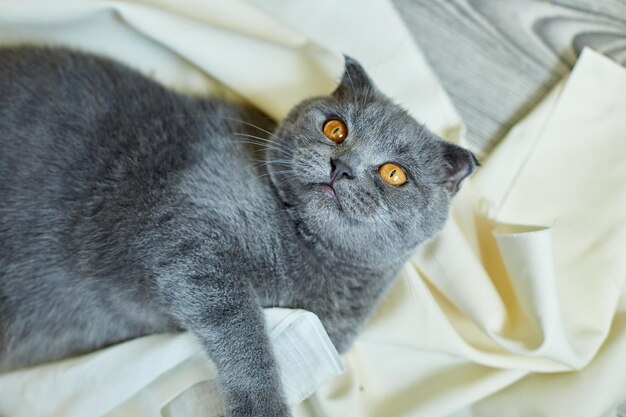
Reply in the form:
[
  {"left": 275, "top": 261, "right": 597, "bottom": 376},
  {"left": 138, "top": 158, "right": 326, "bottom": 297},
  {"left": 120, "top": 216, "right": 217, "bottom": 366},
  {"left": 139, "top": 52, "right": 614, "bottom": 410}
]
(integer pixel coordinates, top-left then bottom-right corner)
[{"left": 393, "top": 0, "right": 626, "bottom": 156}]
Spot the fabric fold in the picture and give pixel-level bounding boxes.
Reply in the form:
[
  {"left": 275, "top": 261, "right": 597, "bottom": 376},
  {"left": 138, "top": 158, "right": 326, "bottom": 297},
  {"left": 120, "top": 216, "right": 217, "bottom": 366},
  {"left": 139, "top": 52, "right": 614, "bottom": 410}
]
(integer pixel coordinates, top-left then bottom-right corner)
[
  {"left": 2, "top": 0, "right": 626, "bottom": 416},
  {"left": 0, "top": 0, "right": 344, "bottom": 120},
  {"left": 0, "top": 309, "right": 344, "bottom": 417},
  {"left": 307, "top": 47, "right": 626, "bottom": 416}
]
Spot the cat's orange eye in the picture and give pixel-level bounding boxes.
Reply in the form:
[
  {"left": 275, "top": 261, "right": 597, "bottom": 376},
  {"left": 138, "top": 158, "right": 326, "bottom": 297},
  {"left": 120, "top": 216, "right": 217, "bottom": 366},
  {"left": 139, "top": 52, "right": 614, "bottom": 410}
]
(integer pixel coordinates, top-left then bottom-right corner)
[
  {"left": 379, "top": 163, "right": 407, "bottom": 186},
  {"left": 323, "top": 119, "right": 347, "bottom": 143}
]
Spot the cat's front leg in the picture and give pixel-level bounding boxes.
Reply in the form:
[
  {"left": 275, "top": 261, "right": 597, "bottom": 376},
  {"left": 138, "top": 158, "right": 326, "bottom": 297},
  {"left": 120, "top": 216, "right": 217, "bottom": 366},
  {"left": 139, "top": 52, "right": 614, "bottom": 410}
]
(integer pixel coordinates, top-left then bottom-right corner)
[{"left": 159, "top": 272, "right": 290, "bottom": 417}]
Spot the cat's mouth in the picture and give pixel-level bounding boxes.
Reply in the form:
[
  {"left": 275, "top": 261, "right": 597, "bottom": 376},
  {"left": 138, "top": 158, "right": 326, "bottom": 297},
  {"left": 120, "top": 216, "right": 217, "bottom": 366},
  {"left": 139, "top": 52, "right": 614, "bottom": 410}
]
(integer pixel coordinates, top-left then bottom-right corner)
[
  {"left": 318, "top": 183, "right": 336, "bottom": 198},
  {"left": 314, "top": 183, "right": 342, "bottom": 209}
]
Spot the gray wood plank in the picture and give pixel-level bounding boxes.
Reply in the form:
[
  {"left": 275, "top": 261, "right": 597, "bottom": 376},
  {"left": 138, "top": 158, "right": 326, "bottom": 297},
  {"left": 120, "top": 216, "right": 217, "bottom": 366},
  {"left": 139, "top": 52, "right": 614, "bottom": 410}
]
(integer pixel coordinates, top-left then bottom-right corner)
[{"left": 393, "top": 0, "right": 626, "bottom": 156}]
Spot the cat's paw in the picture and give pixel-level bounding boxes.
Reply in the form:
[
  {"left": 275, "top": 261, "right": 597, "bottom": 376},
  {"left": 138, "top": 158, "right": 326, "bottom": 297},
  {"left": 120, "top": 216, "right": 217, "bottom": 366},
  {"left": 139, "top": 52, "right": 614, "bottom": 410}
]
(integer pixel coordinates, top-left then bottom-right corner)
[{"left": 224, "top": 392, "right": 290, "bottom": 417}]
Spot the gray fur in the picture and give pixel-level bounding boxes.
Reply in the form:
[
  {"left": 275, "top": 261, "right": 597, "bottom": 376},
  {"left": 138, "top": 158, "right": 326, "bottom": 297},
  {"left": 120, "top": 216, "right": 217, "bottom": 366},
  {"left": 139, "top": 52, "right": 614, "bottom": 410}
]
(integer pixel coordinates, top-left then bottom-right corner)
[{"left": 0, "top": 46, "right": 476, "bottom": 416}]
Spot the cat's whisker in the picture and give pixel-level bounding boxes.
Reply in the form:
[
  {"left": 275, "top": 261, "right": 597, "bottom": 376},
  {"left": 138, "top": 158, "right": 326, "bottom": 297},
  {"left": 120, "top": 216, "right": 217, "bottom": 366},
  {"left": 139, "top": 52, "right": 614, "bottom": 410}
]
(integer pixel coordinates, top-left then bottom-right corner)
[
  {"left": 270, "top": 172, "right": 302, "bottom": 193},
  {"left": 373, "top": 204, "right": 433, "bottom": 311},
  {"left": 369, "top": 210, "right": 422, "bottom": 310},
  {"left": 232, "top": 140, "right": 292, "bottom": 157},
  {"left": 233, "top": 132, "right": 291, "bottom": 153},
  {"left": 240, "top": 147, "right": 290, "bottom": 160},
  {"left": 224, "top": 117, "right": 287, "bottom": 143},
  {"left": 401, "top": 264, "right": 425, "bottom": 311},
  {"left": 250, "top": 147, "right": 286, "bottom": 156},
  {"left": 425, "top": 244, "right": 452, "bottom": 296},
  {"left": 163, "top": 112, "right": 287, "bottom": 145},
  {"left": 253, "top": 160, "right": 292, "bottom": 169},
  {"left": 255, "top": 169, "right": 293, "bottom": 177},
  {"left": 248, "top": 169, "right": 296, "bottom": 183},
  {"left": 250, "top": 157, "right": 291, "bottom": 164}
]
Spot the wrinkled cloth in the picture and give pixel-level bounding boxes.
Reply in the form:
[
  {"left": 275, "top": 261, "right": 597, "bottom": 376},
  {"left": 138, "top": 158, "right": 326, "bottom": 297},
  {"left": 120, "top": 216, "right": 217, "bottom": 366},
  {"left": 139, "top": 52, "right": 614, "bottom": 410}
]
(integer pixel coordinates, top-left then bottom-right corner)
[
  {"left": 302, "top": 47, "right": 626, "bottom": 417},
  {"left": 0, "top": 309, "right": 343, "bottom": 417},
  {"left": 1, "top": 1, "right": 625, "bottom": 416}
]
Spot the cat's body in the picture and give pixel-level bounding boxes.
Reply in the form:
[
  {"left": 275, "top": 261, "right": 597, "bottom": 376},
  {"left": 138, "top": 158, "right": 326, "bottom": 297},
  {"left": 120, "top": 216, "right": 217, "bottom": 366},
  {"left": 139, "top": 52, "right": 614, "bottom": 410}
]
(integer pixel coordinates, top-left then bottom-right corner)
[{"left": 0, "top": 47, "right": 476, "bottom": 416}]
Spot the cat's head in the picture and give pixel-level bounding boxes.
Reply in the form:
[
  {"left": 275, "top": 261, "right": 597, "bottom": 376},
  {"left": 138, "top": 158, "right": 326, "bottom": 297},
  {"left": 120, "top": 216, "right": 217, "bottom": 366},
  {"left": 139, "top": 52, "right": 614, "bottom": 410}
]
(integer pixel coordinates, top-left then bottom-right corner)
[{"left": 267, "top": 57, "right": 477, "bottom": 263}]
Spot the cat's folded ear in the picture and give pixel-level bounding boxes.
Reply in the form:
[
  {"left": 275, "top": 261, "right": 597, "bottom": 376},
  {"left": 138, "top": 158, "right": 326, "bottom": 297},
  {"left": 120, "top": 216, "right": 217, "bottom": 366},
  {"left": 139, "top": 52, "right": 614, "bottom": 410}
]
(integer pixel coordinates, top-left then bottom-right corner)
[
  {"left": 332, "top": 55, "right": 377, "bottom": 101},
  {"left": 439, "top": 142, "right": 479, "bottom": 194}
]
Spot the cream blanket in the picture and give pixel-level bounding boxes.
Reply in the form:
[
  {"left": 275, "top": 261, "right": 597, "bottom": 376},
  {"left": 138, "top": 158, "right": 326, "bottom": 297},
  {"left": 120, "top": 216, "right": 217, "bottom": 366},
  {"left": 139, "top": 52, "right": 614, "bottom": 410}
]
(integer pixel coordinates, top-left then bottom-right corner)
[
  {"left": 1, "top": 1, "right": 625, "bottom": 416},
  {"left": 310, "top": 48, "right": 626, "bottom": 417}
]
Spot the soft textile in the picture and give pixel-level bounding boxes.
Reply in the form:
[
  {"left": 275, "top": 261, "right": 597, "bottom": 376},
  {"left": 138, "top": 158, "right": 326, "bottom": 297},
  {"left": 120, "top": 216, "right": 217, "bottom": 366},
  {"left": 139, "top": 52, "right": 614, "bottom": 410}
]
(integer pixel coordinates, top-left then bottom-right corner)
[
  {"left": 1, "top": 1, "right": 625, "bottom": 416},
  {"left": 0, "top": 309, "right": 343, "bottom": 417},
  {"left": 302, "top": 48, "right": 626, "bottom": 417}
]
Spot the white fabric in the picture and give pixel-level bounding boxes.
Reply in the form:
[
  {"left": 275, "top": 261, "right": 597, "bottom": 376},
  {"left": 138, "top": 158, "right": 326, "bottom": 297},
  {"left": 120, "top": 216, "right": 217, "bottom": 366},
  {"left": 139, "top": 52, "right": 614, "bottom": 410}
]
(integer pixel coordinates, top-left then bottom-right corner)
[
  {"left": 1, "top": 1, "right": 626, "bottom": 416},
  {"left": 299, "top": 49, "right": 626, "bottom": 417},
  {"left": 0, "top": 309, "right": 344, "bottom": 417},
  {"left": 0, "top": 0, "right": 344, "bottom": 119}
]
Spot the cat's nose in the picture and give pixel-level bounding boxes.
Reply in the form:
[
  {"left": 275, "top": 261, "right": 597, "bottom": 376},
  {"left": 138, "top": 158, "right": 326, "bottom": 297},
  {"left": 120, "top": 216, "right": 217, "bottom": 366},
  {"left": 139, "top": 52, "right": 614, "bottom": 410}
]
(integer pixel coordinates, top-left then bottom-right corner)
[{"left": 329, "top": 158, "right": 354, "bottom": 184}]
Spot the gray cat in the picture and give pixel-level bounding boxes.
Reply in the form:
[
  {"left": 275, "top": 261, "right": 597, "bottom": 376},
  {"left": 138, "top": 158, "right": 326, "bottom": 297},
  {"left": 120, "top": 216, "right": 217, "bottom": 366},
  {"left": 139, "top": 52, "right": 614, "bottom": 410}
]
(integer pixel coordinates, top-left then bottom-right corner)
[{"left": 0, "top": 46, "right": 477, "bottom": 416}]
